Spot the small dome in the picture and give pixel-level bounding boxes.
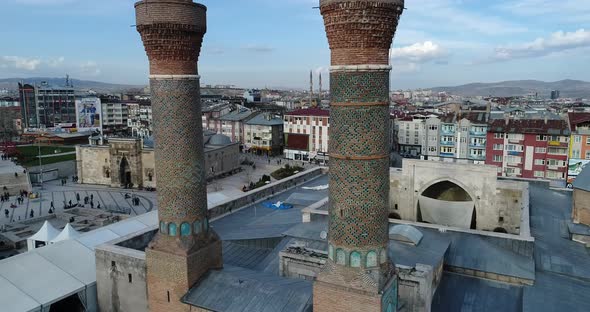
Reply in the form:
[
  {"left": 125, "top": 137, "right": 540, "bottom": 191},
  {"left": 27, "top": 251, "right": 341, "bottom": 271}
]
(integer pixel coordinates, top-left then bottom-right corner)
[
  {"left": 208, "top": 134, "right": 232, "bottom": 146},
  {"left": 389, "top": 224, "right": 423, "bottom": 246},
  {"left": 143, "top": 137, "right": 155, "bottom": 148}
]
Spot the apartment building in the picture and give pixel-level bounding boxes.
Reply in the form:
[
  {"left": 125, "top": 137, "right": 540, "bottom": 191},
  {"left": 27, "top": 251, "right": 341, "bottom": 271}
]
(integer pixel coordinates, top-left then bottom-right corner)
[
  {"left": 283, "top": 108, "right": 330, "bottom": 161},
  {"left": 127, "top": 103, "right": 152, "bottom": 138},
  {"left": 395, "top": 112, "right": 488, "bottom": 163},
  {"left": 486, "top": 118, "right": 570, "bottom": 180},
  {"left": 101, "top": 101, "right": 129, "bottom": 135},
  {"left": 217, "top": 108, "right": 258, "bottom": 143},
  {"left": 244, "top": 113, "right": 284, "bottom": 156}
]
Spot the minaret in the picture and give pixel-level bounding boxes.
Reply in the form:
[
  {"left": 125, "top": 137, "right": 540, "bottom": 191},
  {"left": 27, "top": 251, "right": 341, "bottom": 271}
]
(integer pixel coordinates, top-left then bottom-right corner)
[
  {"left": 319, "top": 72, "right": 323, "bottom": 103},
  {"left": 314, "top": 1, "right": 404, "bottom": 312},
  {"left": 135, "top": 1, "right": 222, "bottom": 311},
  {"left": 310, "top": 70, "right": 314, "bottom": 107}
]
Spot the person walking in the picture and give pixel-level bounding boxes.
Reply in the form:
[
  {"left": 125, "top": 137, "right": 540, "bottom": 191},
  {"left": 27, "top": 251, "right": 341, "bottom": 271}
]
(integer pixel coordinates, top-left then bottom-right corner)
[
  {"left": 76, "top": 193, "right": 80, "bottom": 202},
  {"left": 50, "top": 201, "right": 54, "bottom": 209},
  {"left": 90, "top": 201, "right": 94, "bottom": 209}
]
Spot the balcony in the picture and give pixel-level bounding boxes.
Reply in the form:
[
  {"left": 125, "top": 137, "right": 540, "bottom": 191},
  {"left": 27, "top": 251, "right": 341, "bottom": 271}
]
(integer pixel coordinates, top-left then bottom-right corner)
[
  {"left": 440, "top": 141, "right": 455, "bottom": 146},
  {"left": 547, "top": 165, "right": 560, "bottom": 170},
  {"left": 469, "top": 154, "right": 486, "bottom": 160},
  {"left": 469, "top": 143, "right": 486, "bottom": 148},
  {"left": 469, "top": 130, "right": 487, "bottom": 136},
  {"left": 507, "top": 150, "right": 522, "bottom": 156},
  {"left": 508, "top": 138, "right": 523, "bottom": 144},
  {"left": 440, "top": 152, "right": 455, "bottom": 157},
  {"left": 441, "top": 129, "right": 455, "bottom": 136}
]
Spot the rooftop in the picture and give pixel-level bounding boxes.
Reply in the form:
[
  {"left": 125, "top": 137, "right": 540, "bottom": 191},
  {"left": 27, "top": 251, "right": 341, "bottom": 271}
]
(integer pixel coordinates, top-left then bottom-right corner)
[
  {"left": 285, "top": 108, "right": 330, "bottom": 117},
  {"left": 244, "top": 113, "right": 283, "bottom": 126},
  {"left": 488, "top": 119, "right": 570, "bottom": 135}
]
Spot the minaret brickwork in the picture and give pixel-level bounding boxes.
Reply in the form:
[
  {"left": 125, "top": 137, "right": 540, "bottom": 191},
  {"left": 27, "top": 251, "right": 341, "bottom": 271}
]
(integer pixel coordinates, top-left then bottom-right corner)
[
  {"left": 135, "top": 1, "right": 222, "bottom": 311},
  {"left": 314, "top": 1, "right": 404, "bottom": 311}
]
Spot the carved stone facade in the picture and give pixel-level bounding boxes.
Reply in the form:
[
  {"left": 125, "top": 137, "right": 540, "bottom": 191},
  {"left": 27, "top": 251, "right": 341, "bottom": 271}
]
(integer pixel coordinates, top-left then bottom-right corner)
[{"left": 314, "top": 1, "right": 404, "bottom": 311}]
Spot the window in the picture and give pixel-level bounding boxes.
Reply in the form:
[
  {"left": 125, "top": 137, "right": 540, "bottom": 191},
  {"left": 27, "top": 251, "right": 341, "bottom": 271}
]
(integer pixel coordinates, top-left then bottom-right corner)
[
  {"left": 414, "top": 138, "right": 419, "bottom": 145},
  {"left": 586, "top": 151, "right": 590, "bottom": 160},
  {"left": 573, "top": 150, "right": 581, "bottom": 159},
  {"left": 508, "top": 134, "right": 523, "bottom": 140},
  {"left": 548, "top": 147, "right": 567, "bottom": 155},
  {"left": 493, "top": 155, "right": 503, "bottom": 162},
  {"left": 429, "top": 147, "right": 437, "bottom": 152},
  {"left": 534, "top": 171, "right": 545, "bottom": 178},
  {"left": 537, "top": 135, "right": 548, "bottom": 141},
  {"left": 535, "top": 147, "right": 547, "bottom": 154},
  {"left": 415, "top": 124, "right": 419, "bottom": 129},
  {"left": 534, "top": 159, "right": 545, "bottom": 166},
  {"left": 575, "top": 136, "right": 581, "bottom": 143},
  {"left": 494, "top": 133, "right": 504, "bottom": 139},
  {"left": 493, "top": 144, "right": 504, "bottom": 150},
  {"left": 366, "top": 251, "right": 377, "bottom": 268},
  {"left": 441, "top": 147, "right": 454, "bottom": 154},
  {"left": 506, "top": 155, "right": 522, "bottom": 164},
  {"left": 506, "top": 144, "right": 523, "bottom": 152}
]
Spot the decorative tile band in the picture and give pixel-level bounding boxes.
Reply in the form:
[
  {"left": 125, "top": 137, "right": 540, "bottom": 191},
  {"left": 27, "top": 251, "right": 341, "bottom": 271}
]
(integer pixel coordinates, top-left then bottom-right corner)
[
  {"left": 149, "top": 74, "right": 201, "bottom": 80},
  {"left": 150, "top": 78, "right": 208, "bottom": 227},
  {"left": 330, "top": 65, "right": 392, "bottom": 72},
  {"left": 331, "top": 70, "right": 390, "bottom": 103},
  {"left": 327, "top": 244, "right": 389, "bottom": 268}
]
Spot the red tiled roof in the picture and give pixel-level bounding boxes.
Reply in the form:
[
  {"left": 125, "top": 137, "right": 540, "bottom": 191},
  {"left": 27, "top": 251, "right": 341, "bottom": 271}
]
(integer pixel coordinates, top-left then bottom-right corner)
[
  {"left": 285, "top": 133, "right": 309, "bottom": 151},
  {"left": 568, "top": 112, "right": 590, "bottom": 130},
  {"left": 285, "top": 108, "right": 329, "bottom": 117},
  {"left": 488, "top": 119, "right": 570, "bottom": 135}
]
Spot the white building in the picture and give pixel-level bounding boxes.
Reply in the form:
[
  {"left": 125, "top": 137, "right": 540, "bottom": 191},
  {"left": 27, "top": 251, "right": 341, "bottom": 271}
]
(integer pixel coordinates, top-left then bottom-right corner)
[
  {"left": 101, "top": 102, "right": 129, "bottom": 134},
  {"left": 283, "top": 108, "right": 330, "bottom": 161},
  {"left": 127, "top": 103, "right": 152, "bottom": 138},
  {"left": 244, "top": 113, "right": 284, "bottom": 156}
]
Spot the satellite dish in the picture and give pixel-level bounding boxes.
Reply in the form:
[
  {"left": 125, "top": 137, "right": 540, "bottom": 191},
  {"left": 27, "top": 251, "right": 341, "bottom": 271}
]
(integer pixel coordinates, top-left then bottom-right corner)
[{"left": 320, "top": 231, "right": 327, "bottom": 240}]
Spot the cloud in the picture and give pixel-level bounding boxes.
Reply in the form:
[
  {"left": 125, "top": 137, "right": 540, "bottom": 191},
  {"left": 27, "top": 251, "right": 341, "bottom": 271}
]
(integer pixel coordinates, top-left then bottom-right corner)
[
  {"left": 390, "top": 41, "right": 446, "bottom": 63},
  {"left": 490, "top": 29, "right": 590, "bottom": 61},
  {"left": 0, "top": 56, "right": 42, "bottom": 70},
  {"left": 47, "top": 57, "right": 65, "bottom": 67},
  {"left": 241, "top": 44, "right": 274, "bottom": 53},
  {"left": 80, "top": 61, "right": 101, "bottom": 76}
]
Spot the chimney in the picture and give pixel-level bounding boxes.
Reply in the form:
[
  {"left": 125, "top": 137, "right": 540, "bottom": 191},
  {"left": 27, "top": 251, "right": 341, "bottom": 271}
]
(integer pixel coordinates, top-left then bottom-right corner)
[
  {"left": 486, "top": 101, "right": 491, "bottom": 114},
  {"left": 505, "top": 115, "right": 510, "bottom": 126}
]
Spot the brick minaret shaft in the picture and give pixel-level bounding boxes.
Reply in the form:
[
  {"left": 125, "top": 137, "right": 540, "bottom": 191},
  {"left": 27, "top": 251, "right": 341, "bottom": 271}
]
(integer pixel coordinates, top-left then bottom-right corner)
[
  {"left": 135, "top": 1, "right": 222, "bottom": 311},
  {"left": 314, "top": 1, "right": 404, "bottom": 312}
]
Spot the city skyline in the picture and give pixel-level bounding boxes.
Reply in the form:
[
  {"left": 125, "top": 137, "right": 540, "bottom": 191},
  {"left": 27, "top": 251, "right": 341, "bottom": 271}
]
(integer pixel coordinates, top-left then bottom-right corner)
[{"left": 0, "top": 0, "right": 589, "bottom": 89}]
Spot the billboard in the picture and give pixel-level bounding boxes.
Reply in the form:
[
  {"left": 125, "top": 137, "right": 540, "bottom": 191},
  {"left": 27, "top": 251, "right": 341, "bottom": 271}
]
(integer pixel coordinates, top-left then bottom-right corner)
[
  {"left": 567, "top": 159, "right": 590, "bottom": 186},
  {"left": 75, "top": 97, "right": 102, "bottom": 132}
]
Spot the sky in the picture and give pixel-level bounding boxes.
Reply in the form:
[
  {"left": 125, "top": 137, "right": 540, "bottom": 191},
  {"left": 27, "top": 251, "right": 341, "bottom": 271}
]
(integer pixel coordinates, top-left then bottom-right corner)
[{"left": 0, "top": 0, "right": 589, "bottom": 89}]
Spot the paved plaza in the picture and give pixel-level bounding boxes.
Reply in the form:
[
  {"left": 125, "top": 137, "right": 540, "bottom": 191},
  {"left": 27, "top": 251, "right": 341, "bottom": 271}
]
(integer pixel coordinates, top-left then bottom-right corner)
[{"left": 0, "top": 153, "right": 320, "bottom": 226}]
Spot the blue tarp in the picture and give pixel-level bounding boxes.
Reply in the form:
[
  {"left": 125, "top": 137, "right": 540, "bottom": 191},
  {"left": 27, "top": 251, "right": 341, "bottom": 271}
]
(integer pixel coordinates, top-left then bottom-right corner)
[{"left": 263, "top": 202, "right": 293, "bottom": 210}]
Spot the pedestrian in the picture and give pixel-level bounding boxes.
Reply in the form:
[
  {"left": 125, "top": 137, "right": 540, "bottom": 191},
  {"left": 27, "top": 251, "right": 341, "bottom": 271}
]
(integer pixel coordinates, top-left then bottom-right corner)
[
  {"left": 30, "top": 210, "right": 34, "bottom": 218},
  {"left": 14, "top": 172, "right": 18, "bottom": 178},
  {"left": 69, "top": 200, "right": 72, "bottom": 207},
  {"left": 90, "top": 194, "right": 93, "bottom": 201},
  {"left": 90, "top": 201, "right": 94, "bottom": 209},
  {"left": 97, "top": 203, "right": 101, "bottom": 209},
  {"left": 50, "top": 201, "right": 54, "bottom": 209},
  {"left": 76, "top": 193, "right": 80, "bottom": 202}
]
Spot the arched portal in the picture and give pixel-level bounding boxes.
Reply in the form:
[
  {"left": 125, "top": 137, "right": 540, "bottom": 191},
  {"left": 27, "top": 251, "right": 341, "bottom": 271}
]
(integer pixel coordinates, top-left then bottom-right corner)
[
  {"left": 120, "top": 157, "right": 131, "bottom": 187},
  {"left": 417, "top": 180, "right": 477, "bottom": 229}
]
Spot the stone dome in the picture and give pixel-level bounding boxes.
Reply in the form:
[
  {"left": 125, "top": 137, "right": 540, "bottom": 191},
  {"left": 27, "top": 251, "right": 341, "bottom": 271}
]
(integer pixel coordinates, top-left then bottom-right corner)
[{"left": 208, "top": 134, "right": 232, "bottom": 146}]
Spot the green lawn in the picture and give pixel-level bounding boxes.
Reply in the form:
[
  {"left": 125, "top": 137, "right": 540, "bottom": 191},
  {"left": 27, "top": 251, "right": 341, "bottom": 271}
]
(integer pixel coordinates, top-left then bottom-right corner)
[
  {"left": 16, "top": 145, "right": 76, "bottom": 168},
  {"left": 17, "top": 146, "right": 75, "bottom": 157}
]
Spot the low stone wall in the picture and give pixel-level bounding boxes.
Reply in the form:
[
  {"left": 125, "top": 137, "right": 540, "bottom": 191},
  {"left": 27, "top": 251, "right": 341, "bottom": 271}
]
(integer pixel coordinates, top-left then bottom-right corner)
[
  {"left": 208, "top": 167, "right": 325, "bottom": 220},
  {"left": 28, "top": 160, "right": 77, "bottom": 179}
]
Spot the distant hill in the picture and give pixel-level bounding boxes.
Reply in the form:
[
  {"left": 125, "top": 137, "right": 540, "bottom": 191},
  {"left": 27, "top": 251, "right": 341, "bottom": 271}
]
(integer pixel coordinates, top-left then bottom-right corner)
[
  {"left": 0, "top": 77, "right": 145, "bottom": 93},
  {"left": 431, "top": 79, "right": 590, "bottom": 99}
]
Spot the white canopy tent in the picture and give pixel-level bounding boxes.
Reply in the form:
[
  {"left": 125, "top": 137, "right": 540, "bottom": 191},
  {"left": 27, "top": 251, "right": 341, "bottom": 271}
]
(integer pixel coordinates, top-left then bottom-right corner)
[
  {"left": 27, "top": 221, "right": 60, "bottom": 251},
  {"left": 50, "top": 223, "right": 81, "bottom": 244}
]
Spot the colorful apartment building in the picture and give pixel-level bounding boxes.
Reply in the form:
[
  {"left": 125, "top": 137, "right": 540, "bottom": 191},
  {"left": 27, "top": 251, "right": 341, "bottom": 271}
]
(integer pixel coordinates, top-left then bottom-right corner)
[
  {"left": 567, "top": 113, "right": 590, "bottom": 184},
  {"left": 486, "top": 118, "right": 570, "bottom": 180},
  {"left": 283, "top": 108, "right": 330, "bottom": 161}
]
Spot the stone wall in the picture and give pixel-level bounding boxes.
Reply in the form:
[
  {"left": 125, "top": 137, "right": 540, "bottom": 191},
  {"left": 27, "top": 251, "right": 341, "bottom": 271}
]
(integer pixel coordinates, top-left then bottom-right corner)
[
  {"left": 390, "top": 159, "right": 526, "bottom": 234},
  {"left": 77, "top": 146, "right": 111, "bottom": 186},
  {"left": 95, "top": 229, "right": 151, "bottom": 312},
  {"left": 573, "top": 189, "right": 590, "bottom": 226}
]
